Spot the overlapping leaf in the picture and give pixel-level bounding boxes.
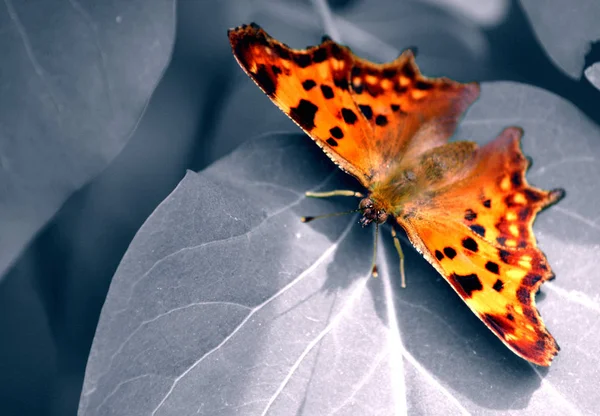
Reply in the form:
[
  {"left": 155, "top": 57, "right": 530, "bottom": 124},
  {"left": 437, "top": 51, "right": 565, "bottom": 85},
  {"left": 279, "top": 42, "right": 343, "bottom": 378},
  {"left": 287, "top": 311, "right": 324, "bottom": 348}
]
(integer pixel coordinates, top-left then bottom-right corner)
[
  {"left": 80, "top": 82, "right": 600, "bottom": 415},
  {"left": 520, "top": 0, "right": 600, "bottom": 79},
  {"left": 0, "top": 0, "right": 175, "bottom": 278}
]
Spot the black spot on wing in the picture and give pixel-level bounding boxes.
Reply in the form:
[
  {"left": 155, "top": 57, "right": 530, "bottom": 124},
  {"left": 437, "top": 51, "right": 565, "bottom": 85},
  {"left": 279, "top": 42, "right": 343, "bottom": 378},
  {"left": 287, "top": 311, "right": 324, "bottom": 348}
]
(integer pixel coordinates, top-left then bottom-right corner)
[
  {"left": 401, "top": 64, "right": 415, "bottom": 78},
  {"left": 358, "top": 104, "right": 373, "bottom": 120},
  {"left": 443, "top": 247, "right": 457, "bottom": 259},
  {"left": 499, "top": 249, "right": 511, "bottom": 264},
  {"left": 302, "top": 79, "right": 316, "bottom": 91},
  {"left": 290, "top": 99, "right": 318, "bottom": 130},
  {"left": 341, "top": 108, "right": 358, "bottom": 124},
  {"left": 312, "top": 47, "right": 327, "bottom": 63},
  {"left": 470, "top": 224, "right": 486, "bottom": 237},
  {"left": 462, "top": 237, "right": 478, "bottom": 252},
  {"left": 523, "top": 273, "right": 542, "bottom": 287},
  {"left": 435, "top": 250, "right": 444, "bottom": 261},
  {"left": 375, "top": 115, "right": 388, "bottom": 126},
  {"left": 524, "top": 189, "right": 543, "bottom": 202},
  {"left": 254, "top": 64, "right": 276, "bottom": 96},
  {"left": 382, "top": 68, "right": 396, "bottom": 78},
  {"left": 493, "top": 279, "right": 504, "bottom": 291},
  {"left": 464, "top": 209, "right": 477, "bottom": 221},
  {"left": 330, "top": 43, "right": 345, "bottom": 60},
  {"left": 333, "top": 76, "right": 349, "bottom": 91},
  {"left": 517, "top": 286, "right": 530, "bottom": 303},
  {"left": 483, "top": 199, "right": 492, "bottom": 208},
  {"left": 293, "top": 54, "right": 311, "bottom": 68},
  {"left": 271, "top": 65, "right": 282, "bottom": 75},
  {"left": 326, "top": 138, "right": 338, "bottom": 147},
  {"left": 485, "top": 261, "right": 500, "bottom": 275},
  {"left": 329, "top": 126, "right": 344, "bottom": 139},
  {"left": 511, "top": 172, "right": 523, "bottom": 187},
  {"left": 415, "top": 80, "right": 434, "bottom": 90},
  {"left": 320, "top": 84, "right": 334, "bottom": 99},
  {"left": 452, "top": 273, "right": 483, "bottom": 297},
  {"left": 518, "top": 207, "right": 531, "bottom": 221},
  {"left": 272, "top": 44, "right": 291, "bottom": 60}
]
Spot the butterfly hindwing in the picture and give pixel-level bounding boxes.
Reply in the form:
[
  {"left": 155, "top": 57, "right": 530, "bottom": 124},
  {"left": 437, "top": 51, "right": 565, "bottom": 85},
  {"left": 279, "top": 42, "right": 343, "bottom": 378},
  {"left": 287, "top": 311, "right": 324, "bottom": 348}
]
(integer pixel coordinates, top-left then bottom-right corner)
[{"left": 396, "top": 127, "right": 564, "bottom": 366}]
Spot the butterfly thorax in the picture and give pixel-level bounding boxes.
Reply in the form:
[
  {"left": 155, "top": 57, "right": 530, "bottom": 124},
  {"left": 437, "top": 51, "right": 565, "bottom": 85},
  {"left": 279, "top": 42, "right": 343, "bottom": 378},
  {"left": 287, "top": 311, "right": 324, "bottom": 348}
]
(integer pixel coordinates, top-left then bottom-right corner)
[{"left": 360, "top": 142, "right": 480, "bottom": 225}]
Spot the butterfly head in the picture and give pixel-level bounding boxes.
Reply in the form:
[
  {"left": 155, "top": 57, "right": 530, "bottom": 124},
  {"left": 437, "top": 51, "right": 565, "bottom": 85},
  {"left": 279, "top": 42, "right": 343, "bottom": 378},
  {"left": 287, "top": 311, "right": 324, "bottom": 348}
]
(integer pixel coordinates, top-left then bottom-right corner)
[{"left": 358, "top": 197, "right": 388, "bottom": 227}]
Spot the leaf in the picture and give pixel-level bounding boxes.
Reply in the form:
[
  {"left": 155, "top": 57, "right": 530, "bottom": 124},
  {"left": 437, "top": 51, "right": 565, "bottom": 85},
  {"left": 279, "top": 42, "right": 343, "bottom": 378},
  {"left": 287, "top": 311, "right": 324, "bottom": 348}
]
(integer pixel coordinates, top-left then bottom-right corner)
[
  {"left": 584, "top": 62, "right": 600, "bottom": 91},
  {"left": 422, "top": 0, "right": 510, "bottom": 27},
  {"left": 519, "top": 0, "right": 600, "bottom": 79},
  {"left": 79, "top": 82, "right": 600, "bottom": 415},
  {"left": 0, "top": 0, "right": 175, "bottom": 278}
]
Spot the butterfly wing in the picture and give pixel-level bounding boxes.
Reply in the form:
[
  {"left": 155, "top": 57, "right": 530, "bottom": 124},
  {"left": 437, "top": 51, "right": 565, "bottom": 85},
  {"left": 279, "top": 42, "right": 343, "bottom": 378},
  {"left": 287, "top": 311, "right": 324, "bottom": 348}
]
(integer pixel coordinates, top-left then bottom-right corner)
[
  {"left": 229, "top": 23, "right": 374, "bottom": 184},
  {"left": 349, "top": 53, "right": 480, "bottom": 182},
  {"left": 396, "top": 127, "right": 564, "bottom": 366},
  {"left": 228, "top": 23, "right": 479, "bottom": 187}
]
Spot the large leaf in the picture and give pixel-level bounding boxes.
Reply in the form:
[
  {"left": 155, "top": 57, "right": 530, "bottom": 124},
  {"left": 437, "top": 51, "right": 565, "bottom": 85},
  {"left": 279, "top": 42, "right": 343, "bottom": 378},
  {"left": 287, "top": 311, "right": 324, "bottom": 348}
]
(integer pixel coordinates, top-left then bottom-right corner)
[
  {"left": 80, "top": 82, "right": 599, "bottom": 415},
  {"left": 0, "top": 0, "right": 175, "bottom": 277},
  {"left": 520, "top": 0, "right": 600, "bottom": 79}
]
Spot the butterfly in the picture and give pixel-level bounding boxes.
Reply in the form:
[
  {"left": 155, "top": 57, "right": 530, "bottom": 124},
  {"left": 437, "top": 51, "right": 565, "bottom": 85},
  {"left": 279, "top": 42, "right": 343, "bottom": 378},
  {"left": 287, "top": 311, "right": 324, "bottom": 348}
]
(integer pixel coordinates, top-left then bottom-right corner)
[{"left": 228, "top": 23, "right": 565, "bottom": 366}]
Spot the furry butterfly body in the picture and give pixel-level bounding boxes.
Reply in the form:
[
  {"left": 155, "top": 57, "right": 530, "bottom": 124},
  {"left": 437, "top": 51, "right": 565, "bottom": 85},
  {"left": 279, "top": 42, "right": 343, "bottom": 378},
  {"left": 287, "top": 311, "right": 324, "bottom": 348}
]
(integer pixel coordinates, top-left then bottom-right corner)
[{"left": 228, "top": 23, "right": 564, "bottom": 366}]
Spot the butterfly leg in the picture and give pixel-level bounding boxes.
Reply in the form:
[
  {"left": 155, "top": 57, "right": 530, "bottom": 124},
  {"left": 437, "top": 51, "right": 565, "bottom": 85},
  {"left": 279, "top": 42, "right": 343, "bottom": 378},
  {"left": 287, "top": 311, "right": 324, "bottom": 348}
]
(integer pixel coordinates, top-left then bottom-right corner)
[
  {"left": 305, "top": 190, "right": 364, "bottom": 198},
  {"left": 391, "top": 226, "right": 406, "bottom": 288},
  {"left": 301, "top": 190, "right": 363, "bottom": 223},
  {"left": 301, "top": 209, "right": 359, "bottom": 223},
  {"left": 370, "top": 223, "right": 380, "bottom": 278}
]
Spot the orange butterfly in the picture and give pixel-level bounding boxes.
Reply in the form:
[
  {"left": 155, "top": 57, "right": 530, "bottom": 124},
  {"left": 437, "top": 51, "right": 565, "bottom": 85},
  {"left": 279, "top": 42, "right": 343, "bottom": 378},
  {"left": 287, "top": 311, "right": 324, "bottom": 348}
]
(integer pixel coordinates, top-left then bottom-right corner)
[{"left": 228, "top": 23, "right": 564, "bottom": 366}]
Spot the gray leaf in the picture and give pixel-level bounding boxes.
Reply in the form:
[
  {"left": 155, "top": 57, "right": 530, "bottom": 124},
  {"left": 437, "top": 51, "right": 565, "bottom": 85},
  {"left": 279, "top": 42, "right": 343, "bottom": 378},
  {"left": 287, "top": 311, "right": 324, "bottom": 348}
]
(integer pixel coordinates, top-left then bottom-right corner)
[
  {"left": 520, "top": 0, "right": 600, "bottom": 79},
  {"left": 80, "top": 82, "right": 600, "bottom": 415},
  {"left": 0, "top": 0, "right": 175, "bottom": 277},
  {"left": 584, "top": 62, "right": 600, "bottom": 90}
]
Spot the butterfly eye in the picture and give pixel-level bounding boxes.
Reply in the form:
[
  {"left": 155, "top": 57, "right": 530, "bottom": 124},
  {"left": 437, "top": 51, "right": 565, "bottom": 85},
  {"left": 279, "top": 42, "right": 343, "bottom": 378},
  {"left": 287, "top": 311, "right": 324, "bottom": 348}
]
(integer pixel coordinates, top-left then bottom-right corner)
[{"left": 359, "top": 197, "right": 373, "bottom": 210}]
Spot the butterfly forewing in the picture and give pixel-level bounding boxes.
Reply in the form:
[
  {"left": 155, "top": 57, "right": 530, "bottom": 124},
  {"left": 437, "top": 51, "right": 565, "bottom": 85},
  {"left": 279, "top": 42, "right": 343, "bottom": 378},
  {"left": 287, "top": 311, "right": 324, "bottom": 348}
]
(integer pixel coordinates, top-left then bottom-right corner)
[
  {"left": 229, "top": 24, "right": 374, "bottom": 185},
  {"left": 228, "top": 24, "right": 480, "bottom": 187}
]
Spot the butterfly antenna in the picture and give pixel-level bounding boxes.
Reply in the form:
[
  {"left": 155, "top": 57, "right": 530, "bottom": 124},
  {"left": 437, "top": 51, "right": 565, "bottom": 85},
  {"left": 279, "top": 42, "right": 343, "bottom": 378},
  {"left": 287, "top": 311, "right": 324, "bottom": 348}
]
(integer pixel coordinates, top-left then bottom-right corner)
[
  {"left": 301, "top": 208, "right": 360, "bottom": 223},
  {"left": 391, "top": 226, "right": 406, "bottom": 288},
  {"left": 370, "top": 223, "right": 379, "bottom": 277},
  {"left": 305, "top": 190, "right": 364, "bottom": 198}
]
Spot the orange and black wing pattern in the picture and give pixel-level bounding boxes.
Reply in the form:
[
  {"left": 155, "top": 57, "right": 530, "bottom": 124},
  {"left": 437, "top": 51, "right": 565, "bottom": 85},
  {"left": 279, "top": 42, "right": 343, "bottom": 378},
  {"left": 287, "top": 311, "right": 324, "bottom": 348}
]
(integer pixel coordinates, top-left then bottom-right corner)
[
  {"left": 228, "top": 23, "right": 479, "bottom": 186},
  {"left": 397, "top": 127, "right": 564, "bottom": 366}
]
